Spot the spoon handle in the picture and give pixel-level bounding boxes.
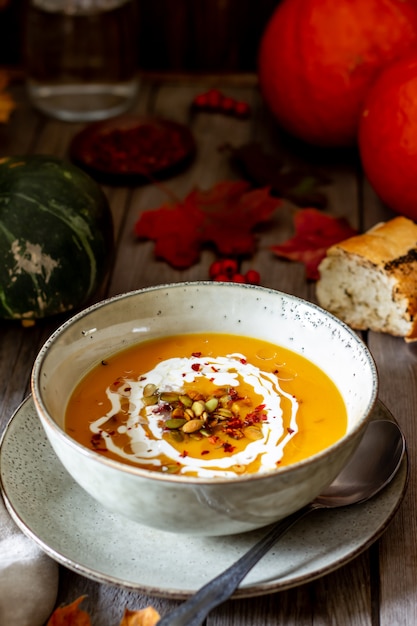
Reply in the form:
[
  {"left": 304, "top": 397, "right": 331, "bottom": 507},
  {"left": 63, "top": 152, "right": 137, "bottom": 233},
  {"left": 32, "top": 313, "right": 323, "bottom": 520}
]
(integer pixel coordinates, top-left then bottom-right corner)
[{"left": 157, "top": 504, "right": 314, "bottom": 626}]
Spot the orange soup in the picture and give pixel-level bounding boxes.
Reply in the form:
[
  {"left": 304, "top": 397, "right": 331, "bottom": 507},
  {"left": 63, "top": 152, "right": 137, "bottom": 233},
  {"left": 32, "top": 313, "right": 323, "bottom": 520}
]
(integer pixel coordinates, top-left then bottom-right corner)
[{"left": 65, "top": 333, "right": 347, "bottom": 477}]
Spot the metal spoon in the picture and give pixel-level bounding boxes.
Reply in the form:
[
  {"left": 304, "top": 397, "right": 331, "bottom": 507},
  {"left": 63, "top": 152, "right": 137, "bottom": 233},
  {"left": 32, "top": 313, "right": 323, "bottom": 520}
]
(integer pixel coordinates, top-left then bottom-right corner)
[{"left": 157, "top": 418, "right": 406, "bottom": 626}]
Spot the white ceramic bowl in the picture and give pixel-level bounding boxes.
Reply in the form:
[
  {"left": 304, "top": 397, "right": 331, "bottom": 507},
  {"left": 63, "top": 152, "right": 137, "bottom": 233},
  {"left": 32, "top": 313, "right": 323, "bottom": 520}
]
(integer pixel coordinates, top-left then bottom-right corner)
[{"left": 31, "top": 282, "right": 378, "bottom": 536}]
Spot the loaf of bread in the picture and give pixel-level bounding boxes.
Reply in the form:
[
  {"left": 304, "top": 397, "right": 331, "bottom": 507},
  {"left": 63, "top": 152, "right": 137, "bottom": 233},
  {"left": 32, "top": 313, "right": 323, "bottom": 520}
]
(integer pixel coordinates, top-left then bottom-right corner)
[{"left": 316, "top": 216, "right": 417, "bottom": 341}]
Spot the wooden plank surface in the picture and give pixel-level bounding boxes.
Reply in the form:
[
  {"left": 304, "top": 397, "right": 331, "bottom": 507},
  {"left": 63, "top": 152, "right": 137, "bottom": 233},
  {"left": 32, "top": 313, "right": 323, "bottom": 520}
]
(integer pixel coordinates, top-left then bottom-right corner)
[{"left": 0, "top": 75, "right": 414, "bottom": 626}]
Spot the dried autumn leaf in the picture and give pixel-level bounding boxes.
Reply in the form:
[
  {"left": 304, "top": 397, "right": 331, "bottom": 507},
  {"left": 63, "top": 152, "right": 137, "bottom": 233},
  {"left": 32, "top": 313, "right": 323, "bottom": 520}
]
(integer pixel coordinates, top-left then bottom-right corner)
[
  {"left": 134, "top": 180, "right": 279, "bottom": 268},
  {"left": 227, "top": 142, "right": 331, "bottom": 208},
  {"left": 119, "top": 607, "right": 161, "bottom": 626},
  {"left": 0, "top": 69, "right": 15, "bottom": 122},
  {"left": 47, "top": 595, "right": 92, "bottom": 626},
  {"left": 271, "top": 208, "right": 357, "bottom": 280}
]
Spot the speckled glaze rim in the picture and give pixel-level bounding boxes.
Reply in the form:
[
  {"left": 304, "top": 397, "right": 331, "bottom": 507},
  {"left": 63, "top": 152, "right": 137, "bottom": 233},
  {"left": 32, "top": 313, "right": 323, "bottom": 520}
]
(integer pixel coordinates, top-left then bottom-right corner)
[
  {"left": 31, "top": 281, "right": 379, "bottom": 486},
  {"left": 0, "top": 397, "right": 408, "bottom": 598}
]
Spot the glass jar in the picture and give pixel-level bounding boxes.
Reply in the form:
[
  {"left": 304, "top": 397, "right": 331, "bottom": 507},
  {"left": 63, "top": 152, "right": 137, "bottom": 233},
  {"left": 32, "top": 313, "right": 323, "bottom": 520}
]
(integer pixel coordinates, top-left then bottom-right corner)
[{"left": 23, "top": 0, "right": 139, "bottom": 122}]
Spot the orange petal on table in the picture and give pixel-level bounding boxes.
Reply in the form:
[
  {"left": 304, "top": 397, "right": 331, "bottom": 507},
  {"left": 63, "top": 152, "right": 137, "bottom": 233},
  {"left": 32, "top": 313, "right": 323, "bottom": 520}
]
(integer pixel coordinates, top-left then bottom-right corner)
[
  {"left": 0, "top": 70, "right": 16, "bottom": 123},
  {"left": 0, "top": 91, "right": 16, "bottom": 122},
  {"left": 119, "top": 607, "right": 161, "bottom": 626},
  {"left": 46, "top": 595, "right": 92, "bottom": 625}
]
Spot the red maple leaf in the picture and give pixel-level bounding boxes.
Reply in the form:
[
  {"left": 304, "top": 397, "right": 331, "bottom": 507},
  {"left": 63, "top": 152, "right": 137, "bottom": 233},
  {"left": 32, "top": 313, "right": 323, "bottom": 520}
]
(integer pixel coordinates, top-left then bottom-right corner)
[
  {"left": 271, "top": 208, "right": 357, "bottom": 280},
  {"left": 134, "top": 181, "right": 279, "bottom": 268}
]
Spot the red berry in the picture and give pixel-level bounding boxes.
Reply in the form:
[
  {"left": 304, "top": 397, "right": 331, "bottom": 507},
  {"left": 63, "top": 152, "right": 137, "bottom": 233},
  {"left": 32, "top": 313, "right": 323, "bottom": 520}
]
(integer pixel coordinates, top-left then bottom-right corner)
[
  {"left": 221, "top": 258, "right": 238, "bottom": 276},
  {"left": 232, "top": 273, "right": 247, "bottom": 283},
  {"left": 220, "top": 96, "right": 236, "bottom": 114},
  {"left": 205, "top": 89, "right": 223, "bottom": 109},
  {"left": 245, "top": 269, "right": 261, "bottom": 285},
  {"left": 193, "top": 93, "right": 209, "bottom": 108},
  {"left": 209, "top": 260, "right": 224, "bottom": 279},
  {"left": 233, "top": 101, "right": 251, "bottom": 118}
]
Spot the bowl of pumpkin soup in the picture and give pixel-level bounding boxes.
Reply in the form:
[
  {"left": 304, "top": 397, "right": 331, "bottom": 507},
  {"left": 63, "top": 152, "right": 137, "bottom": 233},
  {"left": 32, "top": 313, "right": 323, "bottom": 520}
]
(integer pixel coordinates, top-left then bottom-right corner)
[{"left": 31, "top": 282, "right": 378, "bottom": 536}]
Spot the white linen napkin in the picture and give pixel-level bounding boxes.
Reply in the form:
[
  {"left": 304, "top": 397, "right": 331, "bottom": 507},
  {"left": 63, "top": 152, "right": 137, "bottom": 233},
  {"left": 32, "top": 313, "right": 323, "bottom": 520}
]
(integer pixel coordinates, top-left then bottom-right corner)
[{"left": 0, "top": 494, "right": 59, "bottom": 626}]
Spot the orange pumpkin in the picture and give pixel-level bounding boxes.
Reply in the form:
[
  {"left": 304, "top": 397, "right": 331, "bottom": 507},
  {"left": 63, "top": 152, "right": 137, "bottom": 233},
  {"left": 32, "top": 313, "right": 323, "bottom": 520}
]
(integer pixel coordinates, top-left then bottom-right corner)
[
  {"left": 359, "top": 52, "right": 417, "bottom": 220},
  {"left": 258, "top": 0, "right": 417, "bottom": 146}
]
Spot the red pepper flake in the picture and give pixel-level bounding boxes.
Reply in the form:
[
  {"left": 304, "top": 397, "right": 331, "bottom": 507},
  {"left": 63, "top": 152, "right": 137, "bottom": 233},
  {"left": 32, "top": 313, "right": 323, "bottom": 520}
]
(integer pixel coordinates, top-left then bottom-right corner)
[
  {"left": 201, "top": 450, "right": 210, "bottom": 455},
  {"left": 91, "top": 433, "right": 101, "bottom": 446},
  {"left": 211, "top": 366, "right": 219, "bottom": 372},
  {"left": 222, "top": 442, "right": 236, "bottom": 454},
  {"left": 287, "top": 427, "right": 295, "bottom": 434},
  {"left": 239, "top": 358, "right": 247, "bottom": 364},
  {"left": 191, "top": 351, "right": 202, "bottom": 357},
  {"left": 180, "top": 450, "right": 189, "bottom": 458},
  {"left": 90, "top": 433, "right": 107, "bottom": 452},
  {"left": 191, "top": 363, "right": 201, "bottom": 372},
  {"left": 225, "top": 418, "right": 242, "bottom": 430},
  {"left": 245, "top": 406, "right": 266, "bottom": 425},
  {"left": 229, "top": 388, "right": 241, "bottom": 401},
  {"left": 208, "top": 435, "right": 220, "bottom": 445}
]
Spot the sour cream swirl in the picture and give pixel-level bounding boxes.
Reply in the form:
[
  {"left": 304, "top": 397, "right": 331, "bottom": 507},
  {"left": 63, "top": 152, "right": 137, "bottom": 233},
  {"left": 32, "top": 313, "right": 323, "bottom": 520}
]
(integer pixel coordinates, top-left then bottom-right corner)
[{"left": 90, "top": 353, "right": 299, "bottom": 478}]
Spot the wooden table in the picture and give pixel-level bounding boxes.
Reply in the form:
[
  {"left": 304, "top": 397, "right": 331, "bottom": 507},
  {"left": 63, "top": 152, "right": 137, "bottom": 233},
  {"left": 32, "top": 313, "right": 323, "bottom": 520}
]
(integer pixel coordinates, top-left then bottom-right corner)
[{"left": 0, "top": 74, "right": 416, "bottom": 626}]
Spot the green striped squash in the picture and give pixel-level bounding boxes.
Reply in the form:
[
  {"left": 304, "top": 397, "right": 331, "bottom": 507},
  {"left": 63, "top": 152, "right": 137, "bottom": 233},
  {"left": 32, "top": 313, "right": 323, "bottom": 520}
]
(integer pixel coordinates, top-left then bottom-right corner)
[{"left": 0, "top": 155, "right": 114, "bottom": 320}]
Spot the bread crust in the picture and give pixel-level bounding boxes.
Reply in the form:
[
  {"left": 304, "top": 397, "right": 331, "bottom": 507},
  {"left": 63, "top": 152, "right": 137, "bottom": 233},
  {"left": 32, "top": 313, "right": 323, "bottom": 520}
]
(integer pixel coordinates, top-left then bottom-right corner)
[
  {"left": 331, "top": 217, "right": 417, "bottom": 264},
  {"left": 316, "top": 217, "right": 417, "bottom": 341}
]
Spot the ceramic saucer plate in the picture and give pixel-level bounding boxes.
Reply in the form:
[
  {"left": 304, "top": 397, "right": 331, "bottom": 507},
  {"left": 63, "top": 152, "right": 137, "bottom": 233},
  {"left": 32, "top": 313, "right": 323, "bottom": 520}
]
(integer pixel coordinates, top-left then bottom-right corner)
[{"left": 0, "top": 396, "right": 408, "bottom": 600}]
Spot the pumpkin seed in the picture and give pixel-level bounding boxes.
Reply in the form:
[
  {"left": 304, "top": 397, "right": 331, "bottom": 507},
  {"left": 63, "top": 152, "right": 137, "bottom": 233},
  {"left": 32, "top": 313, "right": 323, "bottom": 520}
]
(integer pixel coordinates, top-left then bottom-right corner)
[
  {"left": 182, "top": 418, "right": 204, "bottom": 433},
  {"left": 205, "top": 397, "right": 219, "bottom": 413},
  {"left": 165, "top": 418, "right": 187, "bottom": 429},
  {"left": 219, "top": 394, "right": 231, "bottom": 406},
  {"left": 160, "top": 392, "right": 180, "bottom": 403},
  {"left": 192, "top": 400, "right": 206, "bottom": 417},
  {"left": 143, "top": 383, "right": 158, "bottom": 397},
  {"left": 184, "top": 408, "right": 195, "bottom": 420},
  {"left": 243, "top": 425, "right": 263, "bottom": 440},
  {"left": 167, "top": 430, "right": 184, "bottom": 442},
  {"left": 179, "top": 394, "right": 193, "bottom": 408},
  {"left": 142, "top": 395, "right": 158, "bottom": 406}
]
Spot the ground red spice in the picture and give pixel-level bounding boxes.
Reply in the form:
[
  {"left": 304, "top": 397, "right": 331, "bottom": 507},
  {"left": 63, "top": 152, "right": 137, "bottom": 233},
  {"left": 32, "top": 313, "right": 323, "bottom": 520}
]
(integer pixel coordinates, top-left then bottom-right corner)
[{"left": 70, "top": 116, "right": 195, "bottom": 178}]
